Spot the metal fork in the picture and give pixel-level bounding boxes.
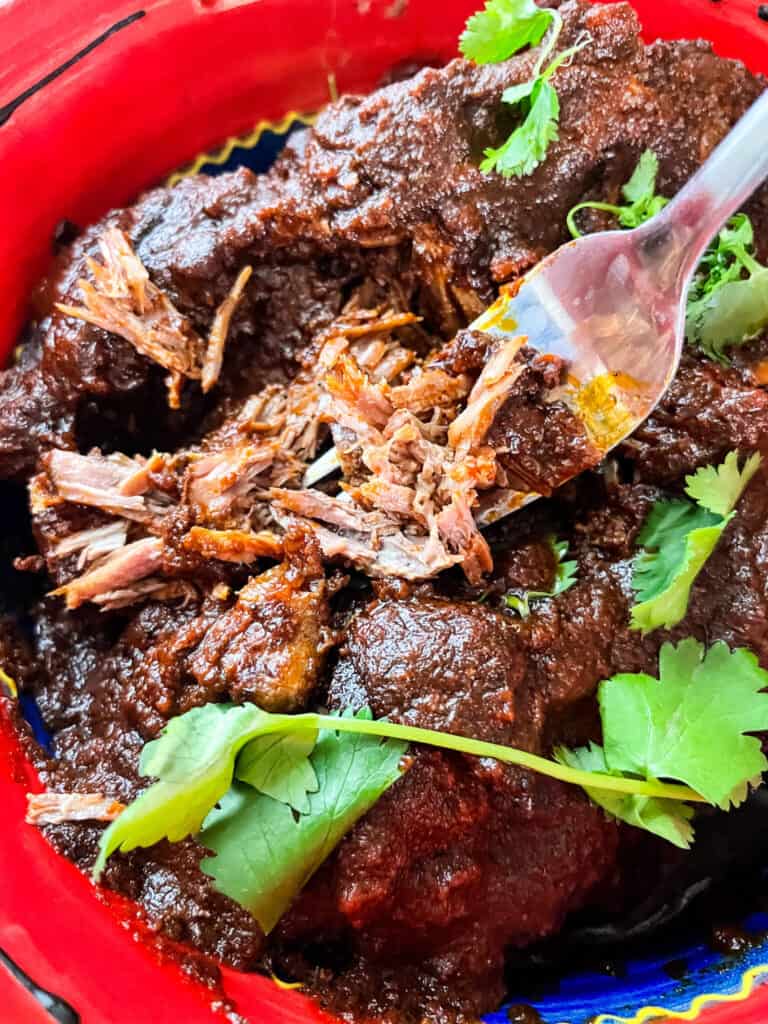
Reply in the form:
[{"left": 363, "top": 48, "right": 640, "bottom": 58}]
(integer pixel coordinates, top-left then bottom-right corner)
[{"left": 305, "top": 91, "right": 768, "bottom": 520}]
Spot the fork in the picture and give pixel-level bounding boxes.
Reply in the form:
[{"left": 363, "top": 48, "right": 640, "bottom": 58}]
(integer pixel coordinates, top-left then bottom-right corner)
[{"left": 304, "top": 91, "right": 768, "bottom": 521}]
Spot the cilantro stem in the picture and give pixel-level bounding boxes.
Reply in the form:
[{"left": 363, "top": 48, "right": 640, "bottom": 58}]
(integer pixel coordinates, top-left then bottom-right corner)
[
  {"left": 262, "top": 713, "right": 708, "bottom": 805},
  {"left": 533, "top": 9, "right": 562, "bottom": 75},
  {"left": 567, "top": 201, "right": 625, "bottom": 239},
  {"left": 737, "top": 249, "right": 762, "bottom": 276}
]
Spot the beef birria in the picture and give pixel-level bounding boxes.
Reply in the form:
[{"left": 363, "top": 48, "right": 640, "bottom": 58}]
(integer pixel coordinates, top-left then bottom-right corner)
[{"left": 2, "top": 2, "right": 768, "bottom": 1022}]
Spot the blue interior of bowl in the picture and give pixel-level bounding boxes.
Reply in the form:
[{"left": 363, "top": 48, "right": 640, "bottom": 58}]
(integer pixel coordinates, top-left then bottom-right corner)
[
  {"left": 501, "top": 911, "right": 768, "bottom": 1024},
  {"left": 23, "top": 119, "right": 768, "bottom": 1024}
]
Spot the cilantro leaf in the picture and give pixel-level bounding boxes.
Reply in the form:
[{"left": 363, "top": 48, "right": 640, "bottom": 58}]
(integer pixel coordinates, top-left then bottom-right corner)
[
  {"left": 480, "top": 32, "right": 588, "bottom": 180},
  {"left": 566, "top": 152, "right": 768, "bottom": 361},
  {"left": 199, "top": 709, "right": 407, "bottom": 933},
  {"left": 94, "top": 703, "right": 269, "bottom": 877},
  {"left": 630, "top": 451, "right": 760, "bottom": 633},
  {"left": 630, "top": 502, "right": 722, "bottom": 633},
  {"left": 102, "top": 630, "right": 768, "bottom": 900},
  {"left": 721, "top": 212, "right": 755, "bottom": 251},
  {"left": 96, "top": 676, "right": 733, "bottom": 897},
  {"left": 566, "top": 157, "right": 768, "bottom": 362},
  {"left": 685, "top": 449, "right": 762, "bottom": 517},
  {"left": 236, "top": 731, "right": 319, "bottom": 814},
  {"left": 687, "top": 266, "right": 768, "bottom": 364},
  {"left": 694, "top": 214, "right": 756, "bottom": 297},
  {"left": 94, "top": 703, "right": 406, "bottom": 931},
  {"left": 567, "top": 148, "right": 669, "bottom": 238},
  {"left": 459, "top": 0, "right": 555, "bottom": 65},
  {"left": 555, "top": 742, "right": 695, "bottom": 848},
  {"left": 481, "top": 78, "right": 559, "bottom": 178},
  {"left": 551, "top": 537, "right": 579, "bottom": 595},
  {"left": 505, "top": 535, "right": 578, "bottom": 617},
  {"left": 558, "top": 637, "right": 768, "bottom": 843},
  {"left": 685, "top": 214, "right": 768, "bottom": 363},
  {"left": 600, "top": 638, "right": 768, "bottom": 809},
  {"left": 139, "top": 702, "right": 265, "bottom": 781},
  {"left": 620, "top": 149, "right": 659, "bottom": 205}
]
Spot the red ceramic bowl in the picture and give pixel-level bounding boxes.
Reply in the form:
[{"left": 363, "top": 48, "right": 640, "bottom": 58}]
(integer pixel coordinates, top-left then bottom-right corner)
[{"left": 2, "top": 1, "right": 768, "bottom": 1022}]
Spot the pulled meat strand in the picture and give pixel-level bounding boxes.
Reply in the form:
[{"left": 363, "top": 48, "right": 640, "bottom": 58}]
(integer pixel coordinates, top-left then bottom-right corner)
[
  {"left": 274, "top": 511, "right": 460, "bottom": 580},
  {"left": 26, "top": 792, "right": 125, "bottom": 825},
  {"left": 34, "top": 307, "right": 424, "bottom": 610},
  {"left": 390, "top": 366, "right": 472, "bottom": 413},
  {"left": 270, "top": 487, "right": 392, "bottom": 534},
  {"left": 52, "top": 520, "right": 130, "bottom": 570},
  {"left": 35, "top": 326, "right": 582, "bottom": 600},
  {"left": 56, "top": 229, "right": 253, "bottom": 406},
  {"left": 56, "top": 229, "right": 205, "bottom": 380},
  {"left": 185, "top": 442, "right": 301, "bottom": 523},
  {"left": 202, "top": 265, "right": 254, "bottom": 393},
  {"left": 200, "top": 316, "right": 416, "bottom": 463},
  {"left": 96, "top": 578, "right": 197, "bottom": 612},
  {"left": 182, "top": 526, "right": 284, "bottom": 563},
  {"left": 325, "top": 355, "right": 395, "bottom": 435},
  {"left": 45, "top": 449, "right": 167, "bottom": 523},
  {"left": 51, "top": 536, "right": 164, "bottom": 609},
  {"left": 448, "top": 336, "right": 527, "bottom": 454},
  {"left": 290, "top": 347, "right": 510, "bottom": 582}
]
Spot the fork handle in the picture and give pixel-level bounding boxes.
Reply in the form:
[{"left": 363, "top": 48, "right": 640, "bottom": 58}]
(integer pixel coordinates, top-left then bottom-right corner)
[{"left": 651, "top": 89, "right": 768, "bottom": 279}]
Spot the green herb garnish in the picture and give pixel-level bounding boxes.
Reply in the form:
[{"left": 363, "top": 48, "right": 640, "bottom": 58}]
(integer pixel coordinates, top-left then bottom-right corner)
[
  {"left": 93, "top": 702, "right": 708, "bottom": 920},
  {"left": 686, "top": 213, "right": 768, "bottom": 363},
  {"left": 505, "top": 535, "right": 578, "bottom": 617},
  {"left": 460, "top": 0, "right": 587, "bottom": 179},
  {"left": 558, "top": 637, "right": 768, "bottom": 847},
  {"left": 95, "top": 706, "right": 407, "bottom": 934},
  {"left": 556, "top": 741, "right": 695, "bottom": 848},
  {"left": 566, "top": 149, "right": 669, "bottom": 238},
  {"left": 567, "top": 153, "right": 768, "bottom": 362},
  {"left": 459, "top": 0, "right": 557, "bottom": 65},
  {"left": 480, "top": 41, "right": 587, "bottom": 179},
  {"left": 200, "top": 713, "right": 405, "bottom": 933},
  {"left": 630, "top": 451, "right": 760, "bottom": 633},
  {"left": 235, "top": 730, "right": 320, "bottom": 814},
  {"left": 95, "top": 631, "right": 768, "bottom": 924}
]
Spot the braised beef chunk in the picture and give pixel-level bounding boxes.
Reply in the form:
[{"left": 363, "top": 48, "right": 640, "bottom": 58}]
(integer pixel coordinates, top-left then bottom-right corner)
[
  {"left": 329, "top": 596, "right": 539, "bottom": 748},
  {"left": 30, "top": 600, "right": 118, "bottom": 732},
  {"left": 43, "top": 821, "right": 265, "bottom": 969},
  {"left": 184, "top": 528, "right": 331, "bottom": 711},
  {"left": 38, "top": 533, "right": 330, "bottom": 802},
  {"left": 0, "top": 342, "right": 77, "bottom": 480},
  {"left": 488, "top": 348, "right": 599, "bottom": 494},
  {"left": 624, "top": 351, "right": 768, "bottom": 485},
  {"left": 40, "top": 599, "right": 210, "bottom": 801},
  {"left": 4, "top": 1, "right": 768, "bottom": 1021}
]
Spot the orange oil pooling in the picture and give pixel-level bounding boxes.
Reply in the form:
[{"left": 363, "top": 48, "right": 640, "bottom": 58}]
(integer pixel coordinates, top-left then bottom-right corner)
[
  {"left": 574, "top": 371, "right": 647, "bottom": 451},
  {"left": 473, "top": 294, "right": 520, "bottom": 334}
]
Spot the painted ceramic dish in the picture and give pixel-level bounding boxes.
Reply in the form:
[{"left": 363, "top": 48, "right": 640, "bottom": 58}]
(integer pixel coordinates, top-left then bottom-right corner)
[{"left": 2, "top": 1, "right": 768, "bottom": 1022}]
